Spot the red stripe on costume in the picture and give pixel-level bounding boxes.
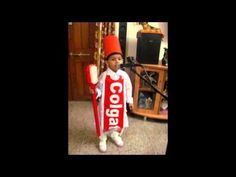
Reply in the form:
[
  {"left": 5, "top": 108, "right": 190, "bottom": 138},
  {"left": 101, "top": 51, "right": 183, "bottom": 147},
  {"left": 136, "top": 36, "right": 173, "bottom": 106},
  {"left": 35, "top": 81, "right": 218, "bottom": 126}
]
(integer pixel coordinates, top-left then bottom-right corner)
[{"left": 103, "top": 75, "right": 124, "bottom": 133}]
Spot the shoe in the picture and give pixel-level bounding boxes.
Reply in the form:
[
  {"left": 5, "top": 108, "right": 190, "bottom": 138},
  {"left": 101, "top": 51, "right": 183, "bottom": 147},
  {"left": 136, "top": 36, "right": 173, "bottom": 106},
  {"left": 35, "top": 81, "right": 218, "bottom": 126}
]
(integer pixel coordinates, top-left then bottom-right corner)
[
  {"left": 99, "top": 134, "right": 107, "bottom": 152},
  {"left": 99, "top": 140, "right": 107, "bottom": 152},
  {"left": 110, "top": 132, "right": 124, "bottom": 147}
]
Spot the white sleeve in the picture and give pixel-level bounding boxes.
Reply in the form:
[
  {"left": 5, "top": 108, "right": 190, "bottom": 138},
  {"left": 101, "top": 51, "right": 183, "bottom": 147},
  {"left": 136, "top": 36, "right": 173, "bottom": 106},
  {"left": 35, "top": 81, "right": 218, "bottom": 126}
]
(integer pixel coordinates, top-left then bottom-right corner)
[
  {"left": 96, "top": 73, "right": 104, "bottom": 98},
  {"left": 124, "top": 73, "right": 133, "bottom": 104},
  {"left": 96, "top": 88, "right": 102, "bottom": 99}
]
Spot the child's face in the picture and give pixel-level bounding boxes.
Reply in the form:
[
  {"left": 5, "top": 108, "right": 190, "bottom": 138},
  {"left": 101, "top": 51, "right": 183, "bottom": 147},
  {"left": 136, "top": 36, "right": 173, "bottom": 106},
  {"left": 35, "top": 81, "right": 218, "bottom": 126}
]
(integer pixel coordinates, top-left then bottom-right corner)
[{"left": 106, "top": 54, "right": 123, "bottom": 72}]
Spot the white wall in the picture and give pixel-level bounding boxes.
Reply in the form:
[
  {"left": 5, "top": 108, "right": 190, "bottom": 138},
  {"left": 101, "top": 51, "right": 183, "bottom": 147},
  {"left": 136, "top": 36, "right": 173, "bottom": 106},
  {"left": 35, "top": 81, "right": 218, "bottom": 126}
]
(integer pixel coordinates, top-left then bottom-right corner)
[
  {"left": 115, "top": 22, "right": 119, "bottom": 37},
  {"left": 125, "top": 22, "right": 168, "bottom": 64}
]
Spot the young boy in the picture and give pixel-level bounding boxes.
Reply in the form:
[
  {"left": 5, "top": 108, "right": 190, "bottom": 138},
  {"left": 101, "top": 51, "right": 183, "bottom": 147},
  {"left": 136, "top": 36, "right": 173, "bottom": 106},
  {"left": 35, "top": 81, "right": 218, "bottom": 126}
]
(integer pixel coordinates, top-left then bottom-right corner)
[{"left": 95, "top": 35, "right": 133, "bottom": 152}]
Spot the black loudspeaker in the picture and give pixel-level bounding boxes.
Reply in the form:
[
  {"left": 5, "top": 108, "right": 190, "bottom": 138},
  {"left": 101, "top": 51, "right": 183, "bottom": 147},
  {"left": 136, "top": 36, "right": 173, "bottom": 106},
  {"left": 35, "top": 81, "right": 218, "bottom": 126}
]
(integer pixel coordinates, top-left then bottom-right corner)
[
  {"left": 119, "top": 22, "right": 127, "bottom": 62},
  {"left": 136, "top": 32, "right": 162, "bottom": 64}
]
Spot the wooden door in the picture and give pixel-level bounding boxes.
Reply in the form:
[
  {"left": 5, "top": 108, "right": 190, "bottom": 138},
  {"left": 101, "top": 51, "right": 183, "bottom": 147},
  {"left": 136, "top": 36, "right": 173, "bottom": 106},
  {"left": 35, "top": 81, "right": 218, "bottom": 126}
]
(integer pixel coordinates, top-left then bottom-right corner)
[{"left": 68, "top": 22, "right": 96, "bottom": 100}]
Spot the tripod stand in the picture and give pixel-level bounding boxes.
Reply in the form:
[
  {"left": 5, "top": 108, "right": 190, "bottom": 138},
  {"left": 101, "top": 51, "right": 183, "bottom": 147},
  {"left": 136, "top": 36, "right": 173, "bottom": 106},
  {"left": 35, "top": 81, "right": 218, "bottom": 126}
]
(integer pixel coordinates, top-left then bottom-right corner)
[
  {"left": 121, "top": 57, "right": 168, "bottom": 120},
  {"left": 129, "top": 65, "right": 168, "bottom": 100}
]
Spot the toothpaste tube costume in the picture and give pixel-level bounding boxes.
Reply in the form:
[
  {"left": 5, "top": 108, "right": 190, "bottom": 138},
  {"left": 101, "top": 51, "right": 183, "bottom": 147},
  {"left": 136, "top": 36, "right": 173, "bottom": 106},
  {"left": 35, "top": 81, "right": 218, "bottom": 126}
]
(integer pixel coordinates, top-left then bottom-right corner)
[
  {"left": 97, "top": 35, "right": 133, "bottom": 136},
  {"left": 86, "top": 35, "right": 133, "bottom": 138}
]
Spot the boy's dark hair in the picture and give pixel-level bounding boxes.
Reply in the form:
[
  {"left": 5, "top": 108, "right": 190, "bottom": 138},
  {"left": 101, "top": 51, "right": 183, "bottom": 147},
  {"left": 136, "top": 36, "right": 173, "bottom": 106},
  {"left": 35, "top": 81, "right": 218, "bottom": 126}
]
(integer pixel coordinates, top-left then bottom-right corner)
[{"left": 105, "top": 52, "right": 123, "bottom": 60}]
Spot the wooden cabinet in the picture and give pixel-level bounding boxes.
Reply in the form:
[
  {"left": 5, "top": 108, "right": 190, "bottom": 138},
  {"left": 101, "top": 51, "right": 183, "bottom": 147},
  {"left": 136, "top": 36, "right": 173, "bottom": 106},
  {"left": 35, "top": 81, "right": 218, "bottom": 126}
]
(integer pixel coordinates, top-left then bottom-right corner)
[{"left": 132, "top": 64, "right": 168, "bottom": 120}]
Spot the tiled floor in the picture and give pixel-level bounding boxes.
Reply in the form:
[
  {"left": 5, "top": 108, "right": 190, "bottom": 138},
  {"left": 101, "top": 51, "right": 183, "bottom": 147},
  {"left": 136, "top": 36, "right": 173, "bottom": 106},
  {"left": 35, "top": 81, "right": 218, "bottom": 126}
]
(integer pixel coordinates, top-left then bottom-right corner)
[{"left": 68, "top": 101, "right": 168, "bottom": 155}]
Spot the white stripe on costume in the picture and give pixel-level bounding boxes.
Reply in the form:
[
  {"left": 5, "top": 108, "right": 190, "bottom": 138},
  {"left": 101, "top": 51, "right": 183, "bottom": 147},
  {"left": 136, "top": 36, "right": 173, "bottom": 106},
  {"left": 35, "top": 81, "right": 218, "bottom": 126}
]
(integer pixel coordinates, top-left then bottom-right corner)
[{"left": 100, "top": 72, "right": 106, "bottom": 133}]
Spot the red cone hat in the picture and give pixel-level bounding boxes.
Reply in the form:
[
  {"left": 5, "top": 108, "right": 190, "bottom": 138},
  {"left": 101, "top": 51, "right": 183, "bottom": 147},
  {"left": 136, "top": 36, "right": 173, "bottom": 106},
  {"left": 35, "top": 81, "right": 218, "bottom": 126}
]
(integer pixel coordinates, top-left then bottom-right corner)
[{"left": 103, "top": 35, "right": 122, "bottom": 60}]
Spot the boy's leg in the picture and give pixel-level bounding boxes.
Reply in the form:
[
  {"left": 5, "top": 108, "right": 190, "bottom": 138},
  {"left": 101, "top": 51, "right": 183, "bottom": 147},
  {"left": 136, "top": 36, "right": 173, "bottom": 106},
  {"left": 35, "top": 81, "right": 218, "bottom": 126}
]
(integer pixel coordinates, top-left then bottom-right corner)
[
  {"left": 99, "top": 133, "right": 107, "bottom": 152},
  {"left": 110, "top": 131, "right": 124, "bottom": 147}
]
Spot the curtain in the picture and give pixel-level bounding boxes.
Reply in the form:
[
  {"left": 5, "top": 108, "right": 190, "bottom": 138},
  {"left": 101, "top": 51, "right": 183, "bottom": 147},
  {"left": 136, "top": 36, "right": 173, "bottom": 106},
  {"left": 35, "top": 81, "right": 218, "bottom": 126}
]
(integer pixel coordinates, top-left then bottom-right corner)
[{"left": 94, "top": 22, "right": 116, "bottom": 75}]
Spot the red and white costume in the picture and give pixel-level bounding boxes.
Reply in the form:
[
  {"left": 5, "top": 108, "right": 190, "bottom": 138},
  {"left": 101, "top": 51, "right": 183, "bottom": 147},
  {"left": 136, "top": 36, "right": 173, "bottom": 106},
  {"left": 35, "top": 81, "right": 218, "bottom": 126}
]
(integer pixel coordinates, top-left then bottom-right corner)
[
  {"left": 96, "top": 67, "right": 133, "bottom": 135},
  {"left": 86, "top": 35, "right": 133, "bottom": 151}
]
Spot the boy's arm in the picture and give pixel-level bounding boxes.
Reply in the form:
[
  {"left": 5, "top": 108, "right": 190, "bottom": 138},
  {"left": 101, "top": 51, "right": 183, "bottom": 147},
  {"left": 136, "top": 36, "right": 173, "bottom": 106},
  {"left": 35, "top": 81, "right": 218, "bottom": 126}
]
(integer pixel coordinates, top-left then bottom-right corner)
[
  {"left": 125, "top": 73, "right": 133, "bottom": 104},
  {"left": 126, "top": 75, "right": 134, "bottom": 111},
  {"left": 95, "top": 73, "right": 104, "bottom": 99}
]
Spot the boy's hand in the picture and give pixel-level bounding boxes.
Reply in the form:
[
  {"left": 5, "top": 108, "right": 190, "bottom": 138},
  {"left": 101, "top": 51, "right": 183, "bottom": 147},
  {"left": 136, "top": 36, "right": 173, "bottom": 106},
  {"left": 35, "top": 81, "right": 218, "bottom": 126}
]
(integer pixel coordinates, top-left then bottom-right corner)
[
  {"left": 128, "top": 103, "right": 133, "bottom": 111},
  {"left": 89, "top": 87, "right": 95, "bottom": 94},
  {"left": 89, "top": 87, "right": 101, "bottom": 102}
]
